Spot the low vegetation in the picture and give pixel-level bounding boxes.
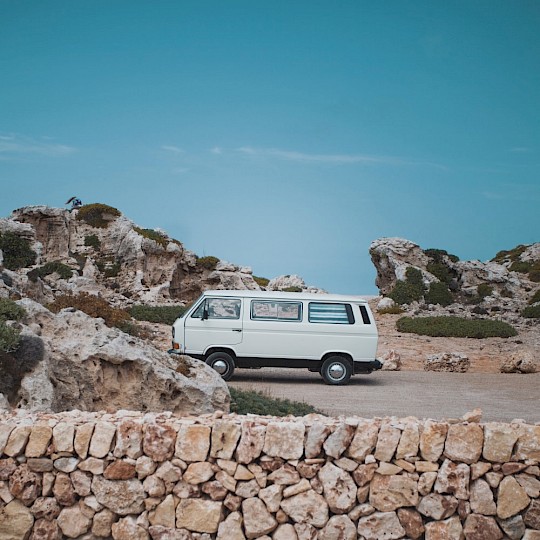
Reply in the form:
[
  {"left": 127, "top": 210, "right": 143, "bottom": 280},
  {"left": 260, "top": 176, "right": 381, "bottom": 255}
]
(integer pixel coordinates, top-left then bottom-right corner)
[
  {"left": 76, "top": 203, "right": 121, "bottom": 228},
  {"left": 389, "top": 267, "right": 425, "bottom": 305},
  {"left": 27, "top": 261, "right": 73, "bottom": 282},
  {"left": 378, "top": 305, "right": 404, "bottom": 315},
  {"left": 196, "top": 256, "right": 220, "bottom": 271},
  {"left": 0, "top": 231, "right": 37, "bottom": 270},
  {"left": 521, "top": 305, "right": 540, "bottom": 319},
  {"left": 253, "top": 276, "right": 270, "bottom": 287},
  {"left": 96, "top": 256, "right": 121, "bottom": 278},
  {"left": 283, "top": 286, "right": 303, "bottom": 293},
  {"left": 133, "top": 227, "right": 169, "bottom": 247},
  {"left": 0, "top": 298, "right": 26, "bottom": 353},
  {"left": 492, "top": 244, "right": 528, "bottom": 263},
  {"left": 129, "top": 304, "right": 187, "bottom": 325},
  {"left": 229, "top": 387, "right": 318, "bottom": 416},
  {"left": 529, "top": 290, "right": 540, "bottom": 305},
  {"left": 492, "top": 244, "right": 540, "bottom": 282},
  {"left": 424, "top": 282, "right": 453, "bottom": 307},
  {"left": 84, "top": 235, "right": 101, "bottom": 250},
  {"left": 424, "top": 248, "right": 459, "bottom": 263},
  {"left": 47, "top": 293, "right": 139, "bottom": 335},
  {"left": 396, "top": 316, "right": 518, "bottom": 339}
]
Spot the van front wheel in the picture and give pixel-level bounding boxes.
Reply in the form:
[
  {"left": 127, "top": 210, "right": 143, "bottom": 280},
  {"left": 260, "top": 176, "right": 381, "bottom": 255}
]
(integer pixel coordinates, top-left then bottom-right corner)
[
  {"left": 206, "top": 351, "right": 235, "bottom": 381},
  {"left": 321, "top": 356, "right": 352, "bottom": 385}
]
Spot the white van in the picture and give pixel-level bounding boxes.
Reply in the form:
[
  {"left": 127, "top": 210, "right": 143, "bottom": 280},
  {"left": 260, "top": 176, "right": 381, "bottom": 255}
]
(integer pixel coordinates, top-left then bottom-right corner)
[{"left": 170, "top": 290, "right": 381, "bottom": 385}]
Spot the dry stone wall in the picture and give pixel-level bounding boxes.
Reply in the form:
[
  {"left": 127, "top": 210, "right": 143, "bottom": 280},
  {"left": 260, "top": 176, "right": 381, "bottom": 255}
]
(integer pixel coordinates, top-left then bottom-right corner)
[{"left": 1, "top": 411, "right": 539, "bottom": 540}]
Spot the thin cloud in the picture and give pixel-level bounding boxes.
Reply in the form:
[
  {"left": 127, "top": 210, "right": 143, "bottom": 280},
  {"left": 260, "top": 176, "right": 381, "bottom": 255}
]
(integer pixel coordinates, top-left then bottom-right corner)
[
  {"left": 0, "top": 133, "right": 76, "bottom": 157},
  {"left": 236, "top": 146, "right": 446, "bottom": 169},
  {"left": 161, "top": 145, "right": 185, "bottom": 154},
  {"left": 210, "top": 146, "right": 223, "bottom": 154},
  {"left": 509, "top": 147, "right": 531, "bottom": 153}
]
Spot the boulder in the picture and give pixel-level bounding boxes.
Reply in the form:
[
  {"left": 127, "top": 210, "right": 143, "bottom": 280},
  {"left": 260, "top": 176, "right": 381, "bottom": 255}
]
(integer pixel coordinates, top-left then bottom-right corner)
[
  {"left": 6, "top": 298, "right": 229, "bottom": 414},
  {"left": 501, "top": 349, "right": 539, "bottom": 374},
  {"left": 424, "top": 353, "right": 470, "bottom": 373}
]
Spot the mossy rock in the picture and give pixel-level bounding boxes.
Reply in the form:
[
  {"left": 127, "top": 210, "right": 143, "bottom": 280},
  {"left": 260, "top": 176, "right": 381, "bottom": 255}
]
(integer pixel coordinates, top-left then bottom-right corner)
[{"left": 76, "top": 203, "right": 121, "bottom": 228}]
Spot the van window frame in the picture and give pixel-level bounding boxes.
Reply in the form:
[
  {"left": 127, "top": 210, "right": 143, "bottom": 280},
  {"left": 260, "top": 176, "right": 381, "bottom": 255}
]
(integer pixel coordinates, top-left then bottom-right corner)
[
  {"left": 250, "top": 300, "right": 303, "bottom": 322},
  {"left": 308, "top": 302, "right": 355, "bottom": 325},
  {"left": 190, "top": 297, "right": 242, "bottom": 320}
]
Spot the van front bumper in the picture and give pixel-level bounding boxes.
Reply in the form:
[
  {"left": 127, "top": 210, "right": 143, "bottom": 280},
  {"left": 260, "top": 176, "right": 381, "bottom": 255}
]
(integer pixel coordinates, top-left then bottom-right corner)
[{"left": 354, "top": 359, "right": 383, "bottom": 374}]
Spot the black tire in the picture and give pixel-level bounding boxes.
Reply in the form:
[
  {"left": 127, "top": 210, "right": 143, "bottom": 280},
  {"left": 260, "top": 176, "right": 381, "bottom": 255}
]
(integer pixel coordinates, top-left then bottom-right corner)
[
  {"left": 320, "top": 356, "right": 352, "bottom": 385},
  {"left": 206, "top": 351, "right": 235, "bottom": 381}
]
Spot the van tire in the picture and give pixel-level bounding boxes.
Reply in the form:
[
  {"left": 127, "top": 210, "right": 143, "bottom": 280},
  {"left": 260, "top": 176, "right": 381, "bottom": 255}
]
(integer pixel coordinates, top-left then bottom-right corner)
[
  {"left": 321, "top": 356, "right": 352, "bottom": 385},
  {"left": 206, "top": 351, "right": 235, "bottom": 381}
]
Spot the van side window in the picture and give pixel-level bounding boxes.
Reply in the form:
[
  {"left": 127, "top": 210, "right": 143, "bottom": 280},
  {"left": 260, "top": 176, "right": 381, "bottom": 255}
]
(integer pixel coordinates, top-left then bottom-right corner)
[
  {"left": 191, "top": 298, "right": 241, "bottom": 319},
  {"left": 251, "top": 301, "right": 302, "bottom": 321},
  {"left": 359, "top": 305, "right": 371, "bottom": 324},
  {"left": 309, "top": 303, "right": 355, "bottom": 324}
]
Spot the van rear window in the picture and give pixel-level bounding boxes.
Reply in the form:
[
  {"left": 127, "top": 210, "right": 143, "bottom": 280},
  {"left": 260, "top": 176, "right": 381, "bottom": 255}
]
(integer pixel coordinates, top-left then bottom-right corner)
[
  {"left": 308, "top": 303, "right": 355, "bottom": 324},
  {"left": 251, "top": 301, "right": 302, "bottom": 321}
]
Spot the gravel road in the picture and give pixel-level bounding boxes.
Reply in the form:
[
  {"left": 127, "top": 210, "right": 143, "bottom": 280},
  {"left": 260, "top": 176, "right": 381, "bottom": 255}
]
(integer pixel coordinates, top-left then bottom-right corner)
[{"left": 229, "top": 369, "right": 540, "bottom": 423}]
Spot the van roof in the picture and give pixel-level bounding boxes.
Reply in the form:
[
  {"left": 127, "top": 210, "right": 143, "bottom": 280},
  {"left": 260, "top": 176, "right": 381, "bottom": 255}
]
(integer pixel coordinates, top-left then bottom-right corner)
[{"left": 200, "top": 289, "right": 370, "bottom": 303}]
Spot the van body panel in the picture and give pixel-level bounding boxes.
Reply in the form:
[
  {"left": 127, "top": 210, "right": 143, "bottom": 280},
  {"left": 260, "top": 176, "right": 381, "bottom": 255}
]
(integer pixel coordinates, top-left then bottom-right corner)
[{"left": 172, "top": 290, "right": 380, "bottom": 383}]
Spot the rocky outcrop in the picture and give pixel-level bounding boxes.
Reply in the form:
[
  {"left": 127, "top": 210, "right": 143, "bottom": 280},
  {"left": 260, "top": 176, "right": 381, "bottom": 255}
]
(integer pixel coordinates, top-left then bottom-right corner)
[
  {"left": 1, "top": 412, "right": 539, "bottom": 539},
  {"left": 369, "top": 237, "right": 540, "bottom": 317},
  {"left": 1, "top": 298, "right": 229, "bottom": 414}
]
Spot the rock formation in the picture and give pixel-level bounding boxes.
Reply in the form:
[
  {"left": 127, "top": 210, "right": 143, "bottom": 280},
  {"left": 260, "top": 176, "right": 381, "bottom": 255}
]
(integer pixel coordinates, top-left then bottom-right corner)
[
  {"left": 0, "top": 298, "right": 229, "bottom": 414},
  {"left": 370, "top": 237, "right": 540, "bottom": 315}
]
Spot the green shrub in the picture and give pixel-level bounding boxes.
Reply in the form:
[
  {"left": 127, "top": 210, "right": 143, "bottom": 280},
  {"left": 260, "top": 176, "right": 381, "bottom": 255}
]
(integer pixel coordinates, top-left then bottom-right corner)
[
  {"left": 96, "top": 257, "right": 121, "bottom": 278},
  {"left": 84, "top": 235, "right": 101, "bottom": 250},
  {"left": 492, "top": 245, "right": 527, "bottom": 263},
  {"left": 509, "top": 260, "right": 531, "bottom": 273},
  {"left": 27, "top": 261, "right": 74, "bottom": 282},
  {"left": 529, "top": 265, "right": 540, "bottom": 283},
  {"left": 229, "top": 388, "right": 318, "bottom": 416},
  {"left": 529, "top": 290, "right": 540, "bottom": 305},
  {"left": 197, "top": 256, "right": 220, "bottom": 270},
  {"left": 129, "top": 305, "right": 187, "bottom": 325},
  {"left": 253, "top": 276, "right": 270, "bottom": 287},
  {"left": 133, "top": 227, "right": 169, "bottom": 247},
  {"left": 0, "top": 321, "right": 21, "bottom": 353},
  {"left": 0, "top": 232, "right": 37, "bottom": 270},
  {"left": 424, "top": 248, "right": 459, "bottom": 263},
  {"left": 426, "top": 262, "right": 453, "bottom": 284},
  {"left": 47, "top": 293, "right": 138, "bottom": 335},
  {"left": 425, "top": 282, "right": 453, "bottom": 306},
  {"left": 522, "top": 305, "right": 540, "bottom": 319},
  {"left": 396, "top": 316, "right": 518, "bottom": 338},
  {"left": 477, "top": 283, "right": 494, "bottom": 298},
  {"left": 76, "top": 203, "right": 121, "bottom": 228},
  {"left": 0, "top": 298, "right": 25, "bottom": 322},
  {"left": 389, "top": 267, "right": 425, "bottom": 305},
  {"left": 283, "top": 286, "right": 303, "bottom": 293}
]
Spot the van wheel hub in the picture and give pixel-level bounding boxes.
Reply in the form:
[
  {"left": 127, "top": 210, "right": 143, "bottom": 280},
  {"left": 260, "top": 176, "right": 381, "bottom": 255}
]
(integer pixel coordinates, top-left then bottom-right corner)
[
  {"left": 328, "top": 363, "right": 345, "bottom": 380},
  {"left": 212, "top": 360, "right": 228, "bottom": 375}
]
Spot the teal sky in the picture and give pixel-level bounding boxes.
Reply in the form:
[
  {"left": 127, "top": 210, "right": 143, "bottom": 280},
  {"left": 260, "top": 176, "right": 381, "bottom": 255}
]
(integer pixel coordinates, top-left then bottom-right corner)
[{"left": 1, "top": 1, "right": 539, "bottom": 294}]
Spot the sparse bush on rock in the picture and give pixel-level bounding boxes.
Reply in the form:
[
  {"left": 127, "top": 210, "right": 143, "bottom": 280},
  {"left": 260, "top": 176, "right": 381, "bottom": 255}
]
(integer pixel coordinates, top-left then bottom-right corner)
[
  {"left": 0, "top": 231, "right": 36, "bottom": 270},
  {"left": 521, "top": 305, "right": 540, "bottom": 319},
  {"left": 0, "top": 321, "right": 21, "bottom": 353},
  {"left": 133, "top": 227, "right": 169, "bottom": 247},
  {"left": 425, "top": 282, "right": 453, "bottom": 306},
  {"left": 397, "top": 316, "right": 518, "bottom": 338},
  {"left": 389, "top": 267, "right": 425, "bottom": 305},
  {"left": 84, "top": 234, "right": 101, "bottom": 250},
  {"left": 253, "top": 275, "right": 270, "bottom": 287},
  {"left": 76, "top": 203, "right": 121, "bottom": 228},
  {"left": 378, "top": 305, "right": 404, "bottom": 315},
  {"left": 0, "top": 298, "right": 26, "bottom": 322},
  {"left": 96, "top": 256, "right": 121, "bottom": 278},
  {"left": 196, "top": 255, "right": 220, "bottom": 270},
  {"left": 283, "top": 286, "right": 303, "bottom": 292},
  {"left": 477, "top": 283, "right": 493, "bottom": 298},
  {"left": 529, "top": 290, "right": 540, "bottom": 305},
  {"left": 129, "top": 304, "right": 187, "bottom": 325},
  {"left": 27, "top": 261, "right": 74, "bottom": 282}
]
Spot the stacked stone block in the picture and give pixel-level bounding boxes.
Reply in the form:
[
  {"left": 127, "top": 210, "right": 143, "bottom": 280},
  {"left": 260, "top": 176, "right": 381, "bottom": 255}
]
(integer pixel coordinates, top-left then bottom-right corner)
[{"left": 0, "top": 411, "right": 539, "bottom": 539}]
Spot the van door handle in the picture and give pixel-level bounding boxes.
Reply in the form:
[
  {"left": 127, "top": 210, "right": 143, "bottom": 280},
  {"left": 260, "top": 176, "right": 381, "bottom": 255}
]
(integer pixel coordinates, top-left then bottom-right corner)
[{"left": 232, "top": 329, "right": 242, "bottom": 332}]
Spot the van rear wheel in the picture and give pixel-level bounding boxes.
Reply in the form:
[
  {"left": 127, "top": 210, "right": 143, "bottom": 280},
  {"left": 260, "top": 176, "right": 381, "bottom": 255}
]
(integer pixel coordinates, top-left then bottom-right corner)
[
  {"left": 206, "top": 351, "right": 235, "bottom": 381},
  {"left": 321, "top": 356, "right": 352, "bottom": 385}
]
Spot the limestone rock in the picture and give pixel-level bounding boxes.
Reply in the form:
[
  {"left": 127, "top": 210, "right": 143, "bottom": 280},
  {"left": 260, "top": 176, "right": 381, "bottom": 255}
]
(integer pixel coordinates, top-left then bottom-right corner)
[
  {"left": 111, "top": 516, "right": 149, "bottom": 540},
  {"left": 381, "top": 350, "right": 402, "bottom": 371},
  {"left": 235, "top": 421, "right": 266, "bottom": 464},
  {"left": 241, "top": 497, "right": 277, "bottom": 539},
  {"left": 263, "top": 422, "right": 305, "bottom": 460},
  {"left": 444, "top": 423, "right": 483, "bottom": 464},
  {"left": 304, "top": 423, "right": 331, "bottom": 459},
  {"left": 216, "top": 511, "right": 245, "bottom": 540},
  {"left": 397, "top": 508, "right": 424, "bottom": 539},
  {"left": 323, "top": 423, "right": 356, "bottom": 459},
  {"left": 4, "top": 426, "right": 31, "bottom": 457},
  {"left": 318, "top": 462, "right": 356, "bottom": 513},
  {"left": 29, "top": 518, "right": 60, "bottom": 540},
  {"left": 374, "top": 423, "right": 401, "bottom": 462},
  {"left": 26, "top": 426, "right": 52, "bottom": 458},
  {"left": 417, "top": 493, "right": 458, "bottom": 520},
  {"left": 0, "top": 499, "right": 34, "bottom": 540},
  {"left": 501, "top": 350, "right": 539, "bottom": 374},
  {"left": 497, "top": 476, "right": 530, "bottom": 519},
  {"left": 524, "top": 499, "right": 540, "bottom": 530},
  {"left": 114, "top": 420, "right": 143, "bottom": 459},
  {"left": 57, "top": 504, "right": 92, "bottom": 538},
  {"left": 91, "top": 475, "right": 146, "bottom": 515},
  {"left": 463, "top": 514, "right": 503, "bottom": 540},
  {"left": 9, "top": 464, "right": 41, "bottom": 506},
  {"left": 357, "top": 511, "right": 406, "bottom": 540},
  {"left": 273, "top": 523, "right": 298, "bottom": 540},
  {"left": 175, "top": 424, "right": 211, "bottom": 462},
  {"left": 210, "top": 421, "right": 241, "bottom": 460},
  {"left": 470, "top": 479, "right": 496, "bottom": 515},
  {"left": 434, "top": 459, "right": 470, "bottom": 500},
  {"left": 424, "top": 516, "right": 463, "bottom": 540},
  {"left": 143, "top": 424, "right": 176, "bottom": 462},
  {"left": 346, "top": 420, "right": 380, "bottom": 461},
  {"left": 175, "top": 499, "right": 223, "bottom": 534},
  {"left": 319, "top": 515, "right": 356, "bottom": 540},
  {"left": 425, "top": 353, "right": 470, "bottom": 373},
  {"left": 149, "top": 494, "right": 176, "bottom": 528},
  {"left": 12, "top": 299, "right": 230, "bottom": 414},
  {"left": 420, "top": 421, "right": 448, "bottom": 462},
  {"left": 498, "top": 514, "right": 526, "bottom": 540},
  {"left": 369, "top": 474, "right": 419, "bottom": 512},
  {"left": 280, "top": 489, "right": 329, "bottom": 528}
]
